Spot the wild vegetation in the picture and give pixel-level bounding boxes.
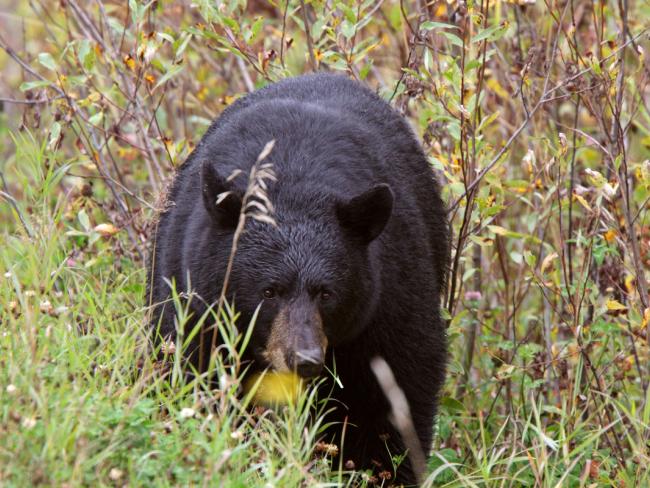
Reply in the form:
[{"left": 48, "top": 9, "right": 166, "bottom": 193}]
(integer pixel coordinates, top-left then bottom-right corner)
[{"left": 1, "top": 0, "right": 649, "bottom": 486}]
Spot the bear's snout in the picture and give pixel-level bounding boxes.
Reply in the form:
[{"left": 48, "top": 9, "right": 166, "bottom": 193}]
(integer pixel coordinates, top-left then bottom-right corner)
[
  {"left": 288, "top": 347, "right": 324, "bottom": 378},
  {"left": 264, "top": 297, "right": 328, "bottom": 378}
]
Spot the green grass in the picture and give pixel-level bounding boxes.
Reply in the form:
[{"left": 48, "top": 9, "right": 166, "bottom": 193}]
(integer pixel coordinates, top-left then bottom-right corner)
[
  {"left": 0, "top": 171, "right": 330, "bottom": 486},
  {"left": 2, "top": 0, "right": 650, "bottom": 485},
  {"left": 0, "top": 139, "right": 331, "bottom": 486},
  {"left": 2, "top": 128, "right": 649, "bottom": 487}
]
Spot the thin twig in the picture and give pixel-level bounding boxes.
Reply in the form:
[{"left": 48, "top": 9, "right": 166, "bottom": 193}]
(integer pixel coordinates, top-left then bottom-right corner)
[{"left": 299, "top": 0, "right": 317, "bottom": 72}]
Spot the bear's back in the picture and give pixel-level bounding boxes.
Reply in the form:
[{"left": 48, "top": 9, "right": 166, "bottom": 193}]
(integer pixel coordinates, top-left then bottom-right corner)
[
  {"left": 162, "top": 74, "right": 448, "bottom": 296},
  {"left": 201, "top": 74, "right": 420, "bottom": 175}
]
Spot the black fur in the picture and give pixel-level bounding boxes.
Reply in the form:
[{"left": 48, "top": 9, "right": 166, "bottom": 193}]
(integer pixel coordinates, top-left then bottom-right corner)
[{"left": 148, "top": 73, "right": 449, "bottom": 485}]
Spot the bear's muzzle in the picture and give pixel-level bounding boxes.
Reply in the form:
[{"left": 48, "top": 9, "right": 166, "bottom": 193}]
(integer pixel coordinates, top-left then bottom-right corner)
[{"left": 264, "top": 296, "right": 328, "bottom": 378}]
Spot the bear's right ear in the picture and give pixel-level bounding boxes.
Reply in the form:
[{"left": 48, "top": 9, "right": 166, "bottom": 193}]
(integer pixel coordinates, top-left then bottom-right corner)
[
  {"left": 336, "top": 184, "right": 393, "bottom": 244},
  {"left": 201, "top": 163, "right": 242, "bottom": 228}
]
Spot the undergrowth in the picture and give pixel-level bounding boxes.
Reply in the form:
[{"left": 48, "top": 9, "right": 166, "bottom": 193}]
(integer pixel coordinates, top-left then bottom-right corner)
[{"left": 1, "top": 0, "right": 650, "bottom": 486}]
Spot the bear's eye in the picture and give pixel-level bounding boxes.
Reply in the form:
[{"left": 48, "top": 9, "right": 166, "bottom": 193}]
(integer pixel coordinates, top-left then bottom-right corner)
[
  {"left": 263, "top": 287, "right": 277, "bottom": 299},
  {"left": 320, "top": 290, "right": 332, "bottom": 301}
]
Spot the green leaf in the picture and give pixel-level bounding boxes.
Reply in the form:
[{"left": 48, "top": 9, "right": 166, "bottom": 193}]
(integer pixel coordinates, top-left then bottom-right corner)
[
  {"left": 311, "top": 19, "right": 326, "bottom": 37},
  {"left": 339, "top": 4, "right": 356, "bottom": 23},
  {"left": 250, "top": 16, "right": 264, "bottom": 41},
  {"left": 340, "top": 20, "right": 355, "bottom": 40},
  {"left": 129, "top": 0, "right": 142, "bottom": 25},
  {"left": 440, "top": 396, "right": 466, "bottom": 413},
  {"left": 462, "top": 268, "right": 477, "bottom": 282},
  {"left": 174, "top": 33, "right": 192, "bottom": 59},
  {"left": 48, "top": 122, "right": 61, "bottom": 149},
  {"left": 472, "top": 22, "right": 509, "bottom": 44},
  {"left": 510, "top": 250, "right": 523, "bottom": 264},
  {"left": 442, "top": 31, "right": 464, "bottom": 48},
  {"left": 477, "top": 111, "right": 501, "bottom": 133},
  {"left": 38, "top": 52, "right": 57, "bottom": 71},
  {"left": 420, "top": 21, "right": 459, "bottom": 31},
  {"left": 359, "top": 61, "right": 372, "bottom": 80},
  {"left": 78, "top": 40, "right": 95, "bottom": 71},
  {"left": 447, "top": 121, "right": 461, "bottom": 141},
  {"left": 423, "top": 47, "right": 433, "bottom": 73},
  {"left": 154, "top": 64, "right": 185, "bottom": 89},
  {"left": 465, "top": 59, "right": 483, "bottom": 71},
  {"left": 524, "top": 250, "right": 537, "bottom": 267},
  {"left": 468, "top": 235, "right": 494, "bottom": 247},
  {"left": 439, "top": 307, "right": 452, "bottom": 321},
  {"left": 488, "top": 225, "right": 542, "bottom": 244},
  {"left": 78, "top": 209, "right": 91, "bottom": 231},
  {"left": 157, "top": 32, "right": 175, "bottom": 43},
  {"left": 222, "top": 16, "right": 239, "bottom": 33},
  {"left": 88, "top": 112, "right": 104, "bottom": 126},
  {"left": 19, "top": 80, "right": 51, "bottom": 92}
]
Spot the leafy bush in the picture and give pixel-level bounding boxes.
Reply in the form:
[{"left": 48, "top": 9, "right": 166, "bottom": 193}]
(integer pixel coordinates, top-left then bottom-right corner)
[{"left": 1, "top": 0, "right": 649, "bottom": 485}]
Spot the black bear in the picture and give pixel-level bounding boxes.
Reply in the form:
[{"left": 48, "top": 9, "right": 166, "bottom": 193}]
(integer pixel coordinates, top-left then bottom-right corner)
[{"left": 148, "top": 73, "right": 449, "bottom": 485}]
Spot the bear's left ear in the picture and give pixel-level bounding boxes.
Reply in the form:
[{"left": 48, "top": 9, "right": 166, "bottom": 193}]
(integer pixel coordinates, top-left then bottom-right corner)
[
  {"left": 201, "top": 162, "right": 243, "bottom": 228},
  {"left": 336, "top": 184, "right": 393, "bottom": 244}
]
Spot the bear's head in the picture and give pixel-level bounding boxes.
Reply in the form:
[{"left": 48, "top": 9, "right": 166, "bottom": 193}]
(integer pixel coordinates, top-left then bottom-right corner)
[{"left": 200, "top": 162, "right": 393, "bottom": 379}]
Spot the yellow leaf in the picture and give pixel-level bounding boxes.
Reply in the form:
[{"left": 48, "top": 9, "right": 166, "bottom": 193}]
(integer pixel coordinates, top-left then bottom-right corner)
[
  {"left": 222, "top": 94, "right": 236, "bottom": 106},
  {"left": 585, "top": 168, "right": 607, "bottom": 188},
  {"left": 486, "top": 77, "right": 509, "bottom": 99},
  {"left": 624, "top": 275, "right": 635, "bottom": 294},
  {"left": 489, "top": 225, "right": 509, "bottom": 236},
  {"left": 640, "top": 309, "right": 650, "bottom": 329},
  {"left": 197, "top": 86, "right": 209, "bottom": 101},
  {"left": 572, "top": 192, "right": 592, "bottom": 212},
  {"left": 123, "top": 54, "right": 136, "bottom": 71},
  {"left": 94, "top": 223, "right": 119, "bottom": 236},
  {"left": 606, "top": 299, "right": 627, "bottom": 313}
]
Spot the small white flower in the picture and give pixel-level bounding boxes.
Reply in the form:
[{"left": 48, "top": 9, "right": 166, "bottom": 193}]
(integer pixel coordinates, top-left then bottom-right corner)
[
  {"left": 532, "top": 425, "right": 558, "bottom": 451},
  {"left": 40, "top": 300, "right": 53, "bottom": 314},
  {"left": 54, "top": 306, "right": 69, "bottom": 316},
  {"left": 6, "top": 384, "right": 17, "bottom": 395},
  {"left": 522, "top": 149, "right": 536, "bottom": 171},
  {"left": 109, "top": 468, "right": 124, "bottom": 481},
  {"left": 22, "top": 417, "right": 37, "bottom": 429},
  {"left": 179, "top": 407, "right": 196, "bottom": 419}
]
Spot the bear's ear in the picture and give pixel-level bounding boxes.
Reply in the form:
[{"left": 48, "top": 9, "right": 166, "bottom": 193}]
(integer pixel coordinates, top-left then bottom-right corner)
[
  {"left": 201, "top": 162, "right": 242, "bottom": 228},
  {"left": 336, "top": 184, "right": 393, "bottom": 244}
]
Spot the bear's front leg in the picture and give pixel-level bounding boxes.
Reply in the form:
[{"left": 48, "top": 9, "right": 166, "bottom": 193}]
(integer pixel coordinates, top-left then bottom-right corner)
[{"left": 325, "top": 356, "right": 426, "bottom": 486}]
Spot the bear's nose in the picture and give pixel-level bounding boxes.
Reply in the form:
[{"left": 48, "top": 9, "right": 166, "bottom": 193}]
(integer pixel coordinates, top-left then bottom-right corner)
[{"left": 292, "top": 348, "right": 324, "bottom": 378}]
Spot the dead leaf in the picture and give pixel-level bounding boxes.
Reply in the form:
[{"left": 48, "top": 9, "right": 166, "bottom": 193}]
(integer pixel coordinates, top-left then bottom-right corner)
[{"left": 94, "top": 223, "right": 119, "bottom": 236}]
